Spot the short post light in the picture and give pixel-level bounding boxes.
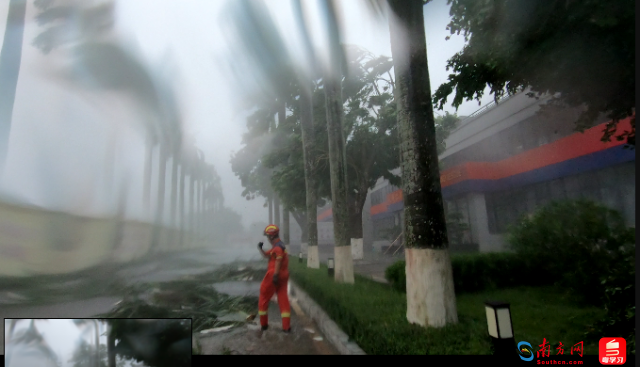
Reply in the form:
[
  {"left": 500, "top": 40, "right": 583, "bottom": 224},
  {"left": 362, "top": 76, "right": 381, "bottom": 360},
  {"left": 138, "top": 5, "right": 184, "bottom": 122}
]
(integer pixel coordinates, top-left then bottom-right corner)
[
  {"left": 485, "top": 301, "right": 517, "bottom": 357},
  {"left": 299, "top": 252, "right": 303, "bottom": 263},
  {"left": 327, "top": 258, "right": 334, "bottom": 276}
]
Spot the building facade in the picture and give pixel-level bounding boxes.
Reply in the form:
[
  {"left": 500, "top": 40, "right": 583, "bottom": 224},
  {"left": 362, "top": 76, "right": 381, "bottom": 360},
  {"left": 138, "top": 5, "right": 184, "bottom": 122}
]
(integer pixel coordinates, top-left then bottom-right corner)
[{"left": 317, "top": 91, "right": 636, "bottom": 253}]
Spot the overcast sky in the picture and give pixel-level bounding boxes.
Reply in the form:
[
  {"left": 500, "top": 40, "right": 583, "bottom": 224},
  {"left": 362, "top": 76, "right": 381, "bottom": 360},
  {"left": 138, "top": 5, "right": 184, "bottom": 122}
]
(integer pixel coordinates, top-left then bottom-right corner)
[{"left": 0, "top": 0, "right": 494, "bottom": 230}]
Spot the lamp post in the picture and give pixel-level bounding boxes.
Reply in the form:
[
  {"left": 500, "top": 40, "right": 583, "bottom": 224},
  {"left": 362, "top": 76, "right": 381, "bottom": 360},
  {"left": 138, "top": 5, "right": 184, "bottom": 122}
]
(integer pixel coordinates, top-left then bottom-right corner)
[
  {"left": 327, "top": 258, "right": 334, "bottom": 276},
  {"left": 485, "top": 301, "right": 517, "bottom": 357}
]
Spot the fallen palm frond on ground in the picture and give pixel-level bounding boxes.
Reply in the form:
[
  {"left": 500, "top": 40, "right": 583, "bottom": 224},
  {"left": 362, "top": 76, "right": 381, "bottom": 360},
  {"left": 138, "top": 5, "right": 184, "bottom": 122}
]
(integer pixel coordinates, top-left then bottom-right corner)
[
  {"left": 0, "top": 266, "right": 127, "bottom": 305},
  {"left": 97, "top": 262, "right": 265, "bottom": 332}
]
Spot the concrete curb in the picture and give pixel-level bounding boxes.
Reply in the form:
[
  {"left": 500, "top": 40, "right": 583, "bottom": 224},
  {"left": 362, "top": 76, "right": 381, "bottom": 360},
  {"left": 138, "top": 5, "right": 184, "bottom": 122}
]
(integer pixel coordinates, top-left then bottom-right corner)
[{"left": 289, "top": 280, "right": 366, "bottom": 355}]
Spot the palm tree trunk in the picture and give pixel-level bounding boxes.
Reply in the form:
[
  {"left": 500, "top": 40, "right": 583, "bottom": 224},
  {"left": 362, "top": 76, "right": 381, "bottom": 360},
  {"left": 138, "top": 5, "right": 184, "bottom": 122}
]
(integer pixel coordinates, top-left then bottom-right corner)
[
  {"left": 105, "top": 128, "right": 117, "bottom": 200},
  {"left": 153, "top": 145, "right": 168, "bottom": 251},
  {"left": 170, "top": 153, "right": 179, "bottom": 228},
  {"left": 143, "top": 141, "right": 153, "bottom": 217},
  {"left": 291, "top": 209, "right": 308, "bottom": 245},
  {"left": 179, "top": 164, "right": 186, "bottom": 246},
  {"left": 325, "top": 73, "right": 353, "bottom": 283},
  {"left": 275, "top": 99, "right": 285, "bottom": 230},
  {"left": 348, "top": 190, "right": 367, "bottom": 260},
  {"left": 388, "top": 0, "right": 458, "bottom": 328},
  {"left": 199, "top": 180, "right": 204, "bottom": 241},
  {"left": 274, "top": 195, "right": 280, "bottom": 228},
  {"left": 0, "top": 0, "right": 27, "bottom": 171},
  {"left": 283, "top": 207, "right": 290, "bottom": 245},
  {"left": 299, "top": 82, "right": 319, "bottom": 268},
  {"left": 201, "top": 181, "right": 207, "bottom": 241},
  {"left": 189, "top": 175, "right": 195, "bottom": 246},
  {"left": 323, "top": 0, "right": 353, "bottom": 284},
  {"left": 92, "top": 320, "right": 100, "bottom": 367},
  {"left": 107, "top": 323, "right": 115, "bottom": 367}
]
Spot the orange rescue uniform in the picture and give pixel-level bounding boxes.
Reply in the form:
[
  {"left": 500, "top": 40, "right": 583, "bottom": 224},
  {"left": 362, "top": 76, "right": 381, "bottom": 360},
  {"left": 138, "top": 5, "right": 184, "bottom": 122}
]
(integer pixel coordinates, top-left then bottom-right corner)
[{"left": 258, "top": 240, "right": 291, "bottom": 330}]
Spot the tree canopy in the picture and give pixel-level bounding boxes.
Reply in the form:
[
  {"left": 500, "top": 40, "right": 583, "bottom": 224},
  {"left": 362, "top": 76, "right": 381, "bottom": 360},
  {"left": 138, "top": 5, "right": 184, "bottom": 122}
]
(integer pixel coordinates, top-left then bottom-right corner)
[
  {"left": 432, "top": 0, "right": 635, "bottom": 145},
  {"left": 232, "top": 45, "right": 403, "bottom": 238}
]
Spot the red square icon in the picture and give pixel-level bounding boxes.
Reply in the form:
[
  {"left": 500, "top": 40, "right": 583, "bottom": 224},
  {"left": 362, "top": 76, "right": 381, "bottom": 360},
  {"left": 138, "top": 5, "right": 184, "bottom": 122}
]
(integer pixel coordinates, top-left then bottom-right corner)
[{"left": 599, "top": 338, "right": 626, "bottom": 365}]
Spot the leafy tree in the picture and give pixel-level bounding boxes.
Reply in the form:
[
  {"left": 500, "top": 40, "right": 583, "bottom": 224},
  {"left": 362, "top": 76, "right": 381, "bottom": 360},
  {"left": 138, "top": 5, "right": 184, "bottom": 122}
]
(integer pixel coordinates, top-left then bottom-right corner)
[
  {"left": 229, "top": 94, "right": 326, "bottom": 244},
  {"left": 432, "top": 0, "right": 635, "bottom": 146},
  {"left": 210, "top": 206, "right": 245, "bottom": 240},
  {"left": 264, "top": 45, "right": 401, "bottom": 244}
]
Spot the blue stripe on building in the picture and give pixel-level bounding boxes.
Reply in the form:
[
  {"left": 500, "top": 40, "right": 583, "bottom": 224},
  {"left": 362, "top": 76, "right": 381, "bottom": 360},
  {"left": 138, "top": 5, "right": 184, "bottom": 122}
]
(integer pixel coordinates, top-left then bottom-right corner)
[{"left": 371, "top": 145, "right": 634, "bottom": 220}]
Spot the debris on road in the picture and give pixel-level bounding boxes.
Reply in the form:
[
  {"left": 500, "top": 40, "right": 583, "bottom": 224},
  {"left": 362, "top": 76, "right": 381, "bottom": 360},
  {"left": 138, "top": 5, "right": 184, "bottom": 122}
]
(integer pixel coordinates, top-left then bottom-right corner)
[{"left": 200, "top": 325, "right": 234, "bottom": 334}]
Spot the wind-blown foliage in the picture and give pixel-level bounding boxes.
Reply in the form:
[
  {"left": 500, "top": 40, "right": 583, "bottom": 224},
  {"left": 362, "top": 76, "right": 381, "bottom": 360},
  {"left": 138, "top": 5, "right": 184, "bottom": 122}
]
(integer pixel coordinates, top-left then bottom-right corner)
[
  {"left": 5, "top": 320, "right": 59, "bottom": 367},
  {"left": 432, "top": 0, "right": 635, "bottom": 146},
  {"left": 101, "top": 319, "right": 191, "bottom": 367}
]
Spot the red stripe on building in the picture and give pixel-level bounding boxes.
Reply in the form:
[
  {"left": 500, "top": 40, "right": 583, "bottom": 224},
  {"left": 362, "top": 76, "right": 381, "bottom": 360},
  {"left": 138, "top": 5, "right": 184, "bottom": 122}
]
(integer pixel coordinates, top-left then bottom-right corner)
[
  {"left": 317, "top": 208, "right": 332, "bottom": 221},
  {"left": 327, "top": 117, "right": 633, "bottom": 220},
  {"left": 441, "top": 118, "right": 632, "bottom": 187}
]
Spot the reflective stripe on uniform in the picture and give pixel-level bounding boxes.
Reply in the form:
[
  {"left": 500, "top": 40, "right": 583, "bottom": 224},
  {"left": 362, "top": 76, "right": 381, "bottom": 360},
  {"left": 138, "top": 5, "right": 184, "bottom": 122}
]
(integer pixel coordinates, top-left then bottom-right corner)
[
  {"left": 281, "top": 312, "right": 290, "bottom": 318},
  {"left": 258, "top": 311, "right": 268, "bottom": 316},
  {"left": 276, "top": 256, "right": 283, "bottom": 259}
]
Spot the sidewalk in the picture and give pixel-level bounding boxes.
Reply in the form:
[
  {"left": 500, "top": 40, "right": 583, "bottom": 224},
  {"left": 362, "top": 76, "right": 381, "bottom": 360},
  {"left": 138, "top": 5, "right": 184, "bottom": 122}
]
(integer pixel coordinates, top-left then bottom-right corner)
[{"left": 197, "top": 292, "right": 339, "bottom": 355}]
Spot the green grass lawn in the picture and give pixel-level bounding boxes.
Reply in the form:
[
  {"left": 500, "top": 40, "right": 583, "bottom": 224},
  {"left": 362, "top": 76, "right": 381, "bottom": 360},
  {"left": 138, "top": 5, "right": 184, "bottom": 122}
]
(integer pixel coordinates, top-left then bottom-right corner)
[{"left": 289, "top": 260, "right": 604, "bottom": 355}]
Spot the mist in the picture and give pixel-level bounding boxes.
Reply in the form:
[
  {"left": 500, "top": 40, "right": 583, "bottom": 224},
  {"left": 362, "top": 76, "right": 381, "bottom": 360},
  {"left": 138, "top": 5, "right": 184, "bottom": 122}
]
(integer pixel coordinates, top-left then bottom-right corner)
[{"left": 0, "top": 0, "right": 497, "bottom": 287}]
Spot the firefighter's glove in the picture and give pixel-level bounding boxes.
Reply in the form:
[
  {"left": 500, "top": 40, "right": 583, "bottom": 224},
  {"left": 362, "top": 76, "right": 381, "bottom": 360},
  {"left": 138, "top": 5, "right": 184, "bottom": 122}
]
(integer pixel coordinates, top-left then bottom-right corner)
[{"left": 258, "top": 242, "right": 264, "bottom": 250}]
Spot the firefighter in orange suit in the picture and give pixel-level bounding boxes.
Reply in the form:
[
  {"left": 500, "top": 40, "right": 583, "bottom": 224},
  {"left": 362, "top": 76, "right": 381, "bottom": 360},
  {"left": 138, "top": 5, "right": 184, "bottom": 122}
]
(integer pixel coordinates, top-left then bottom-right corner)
[{"left": 257, "top": 224, "right": 291, "bottom": 332}]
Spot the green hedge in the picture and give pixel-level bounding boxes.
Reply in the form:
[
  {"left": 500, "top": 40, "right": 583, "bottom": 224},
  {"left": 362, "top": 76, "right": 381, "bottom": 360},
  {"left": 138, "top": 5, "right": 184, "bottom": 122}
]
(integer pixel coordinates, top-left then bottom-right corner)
[
  {"left": 290, "top": 261, "right": 605, "bottom": 355},
  {"left": 290, "top": 261, "right": 492, "bottom": 355},
  {"left": 385, "top": 251, "right": 548, "bottom": 294}
]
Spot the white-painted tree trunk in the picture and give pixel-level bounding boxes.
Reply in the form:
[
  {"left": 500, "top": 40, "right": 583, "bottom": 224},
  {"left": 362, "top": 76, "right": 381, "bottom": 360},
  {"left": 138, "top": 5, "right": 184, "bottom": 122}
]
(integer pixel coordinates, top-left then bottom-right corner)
[
  {"left": 334, "top": 245, "right": 354, "bottom": 283},
  {"left": 405, "top": 248, "right": 458, "bottom": 327},
  {"left": 350, "top": 238, "right": 363, "bottom": 260},
  {"left": 307, "top": 245, "right": 319, "bottom": 269}
]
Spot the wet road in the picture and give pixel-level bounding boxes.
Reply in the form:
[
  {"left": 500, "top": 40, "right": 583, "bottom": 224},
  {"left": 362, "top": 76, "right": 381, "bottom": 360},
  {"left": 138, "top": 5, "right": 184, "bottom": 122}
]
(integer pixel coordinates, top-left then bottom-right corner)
[
  {"left": 1, "top": 244, "right": 397, "bottom": 355},
  {"left": 0, "top": 245, "right": 261, "bottom": 354}
]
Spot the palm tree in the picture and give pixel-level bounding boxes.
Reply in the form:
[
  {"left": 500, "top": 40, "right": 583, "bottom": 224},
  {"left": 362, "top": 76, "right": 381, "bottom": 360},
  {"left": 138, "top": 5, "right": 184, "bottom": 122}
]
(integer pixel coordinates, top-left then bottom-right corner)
[
  {"left": 188, "top": 150, "right": 205, "bottom": 247},
  {"left": 227, "top": 0, "right": 322, "bottom": 268},
  {"left": 0, "top": 0, "right": 27, "bottom": 173},
  {"left": 226, "top": 0, "right": 458, "bottom": 326},
  {"left": 143, "top": 137, "right": 156, "bottom": 217},
  {"left": 31, "top": 2, "right": 185, "bottom": 246},
  {"left": 6, "top": 319, "right": 58, "bottom": 367},
  {"left": 106, "top": 322, "right": 116, "bottom": 367},
  {"left": 386, "top": 0, "right": 458, "bottom": 327},
  {"left": 319, "top": 0, "right": 354, "bottom": 283},
  {"left": 72, "top": 319, "right": 101, "bottom": 367},
  {"left": 180, "top": 137, "right": 198, "bottom": 246}
]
